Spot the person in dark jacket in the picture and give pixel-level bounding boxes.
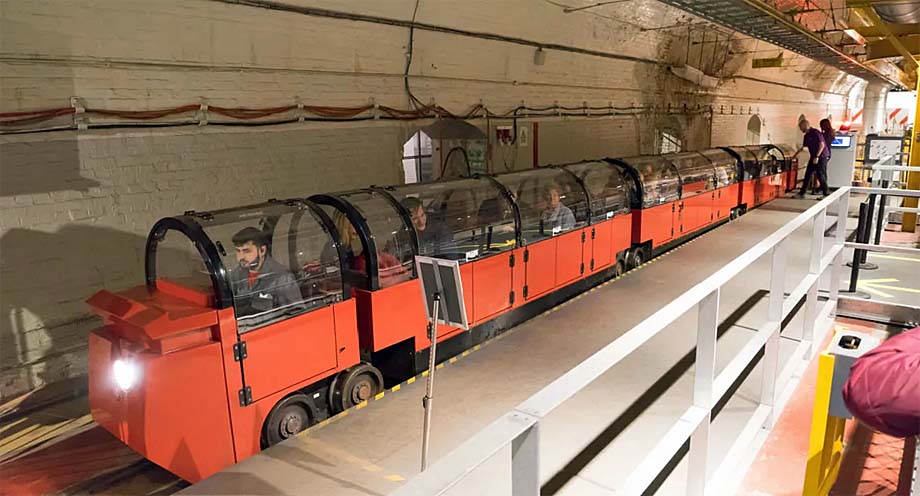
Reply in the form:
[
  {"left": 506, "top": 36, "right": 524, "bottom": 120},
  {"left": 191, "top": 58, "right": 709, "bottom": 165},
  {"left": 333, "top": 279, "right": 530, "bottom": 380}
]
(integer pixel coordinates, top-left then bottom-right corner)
[
  {"left": 798, "top": 119, "right": 830, "bottom": 198},
  {"left": 402, "top": 197, "right": 452, "bottom": 255},
  {"left": 229, "top": 227, "right": 303, "bottom": 321},
  {"left": 816, "top": 118, "right": 836, "bottom": 194},
  {"left": 842, "top": 327, "right": 920, "bottom": 438}
]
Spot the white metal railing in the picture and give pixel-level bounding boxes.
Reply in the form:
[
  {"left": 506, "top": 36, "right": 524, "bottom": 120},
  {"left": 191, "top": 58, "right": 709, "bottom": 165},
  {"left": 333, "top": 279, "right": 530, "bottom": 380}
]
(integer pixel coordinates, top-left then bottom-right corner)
[
  {"left": 870, "top": 161, "right": 920, "bottom": 226},
  {"left": 396, "top": 188, "right": 854, "bottom": 496}
]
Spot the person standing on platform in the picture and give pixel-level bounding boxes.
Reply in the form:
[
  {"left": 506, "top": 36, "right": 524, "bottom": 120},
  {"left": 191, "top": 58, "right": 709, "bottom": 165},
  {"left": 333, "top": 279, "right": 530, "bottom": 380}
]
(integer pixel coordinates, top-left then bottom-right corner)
[
  {"left": 798, "top": 119, "right": 830, "bottom": 198},
  {"left": 817, "top": 118, "right": 836, "bottom": 193}
]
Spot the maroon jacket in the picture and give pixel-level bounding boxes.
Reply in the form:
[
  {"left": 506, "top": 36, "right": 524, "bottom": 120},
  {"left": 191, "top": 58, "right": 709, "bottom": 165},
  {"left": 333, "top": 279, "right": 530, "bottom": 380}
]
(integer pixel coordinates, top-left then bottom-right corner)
[{"left": 842, "top": 327, "right": 920, "bottom": 438}]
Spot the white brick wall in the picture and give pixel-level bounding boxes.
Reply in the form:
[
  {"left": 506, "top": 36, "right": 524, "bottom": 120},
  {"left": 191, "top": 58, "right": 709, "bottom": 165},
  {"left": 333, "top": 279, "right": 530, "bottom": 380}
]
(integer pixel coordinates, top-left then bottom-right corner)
[
  {"left": 0, "top": 0, "right": 862, "bottom": 399},
  {"left": 0, "top": 124, "right": 404, "bottom": 398}
]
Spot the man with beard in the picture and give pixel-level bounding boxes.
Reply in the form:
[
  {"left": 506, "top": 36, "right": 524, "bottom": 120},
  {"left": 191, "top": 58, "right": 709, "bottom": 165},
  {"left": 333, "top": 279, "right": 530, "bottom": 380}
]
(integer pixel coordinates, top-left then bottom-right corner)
[{"left": 229, "top": 227, "right": 303, "bottom": 320}]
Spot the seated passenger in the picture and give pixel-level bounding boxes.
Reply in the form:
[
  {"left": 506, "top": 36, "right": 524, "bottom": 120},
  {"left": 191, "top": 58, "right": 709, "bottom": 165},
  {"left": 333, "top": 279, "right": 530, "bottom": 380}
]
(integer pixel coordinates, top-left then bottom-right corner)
[
  {"left": 322, "top": 210, "right": 408, "bottom": 288},
  {"left": 402, "top": 197, "right": 452, "bottom": 254},
  {"left": 229, "top": 227, "right": 302, "bottom": 318},
  {"left": 540, "top": 184, "right": 575, "bottom": 233}
]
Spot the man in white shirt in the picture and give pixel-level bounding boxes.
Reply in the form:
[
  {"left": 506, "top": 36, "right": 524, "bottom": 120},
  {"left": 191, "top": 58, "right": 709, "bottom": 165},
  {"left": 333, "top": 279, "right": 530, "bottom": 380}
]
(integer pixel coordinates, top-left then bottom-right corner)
[{"left": 540, "top": 184, "right": 576, "bottom": 233}]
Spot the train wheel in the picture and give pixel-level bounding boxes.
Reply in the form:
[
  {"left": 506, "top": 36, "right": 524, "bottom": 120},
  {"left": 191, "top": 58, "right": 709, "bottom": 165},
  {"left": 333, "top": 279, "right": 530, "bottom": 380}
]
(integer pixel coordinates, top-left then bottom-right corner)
[
  {"left": 729, "top": 208, "right": 739, "bottom": 221},
  {"left": 263, "top": 394, "right": 311, "bottom": 446},
  {"left": 331, "top": 364, "right": 382, "bottom": 412},
  {"left": 628, "top": 248, "right": 645, "bottom": 269},
  {"left": 614, "top": 260, "right": 625, "bottom": 277}
]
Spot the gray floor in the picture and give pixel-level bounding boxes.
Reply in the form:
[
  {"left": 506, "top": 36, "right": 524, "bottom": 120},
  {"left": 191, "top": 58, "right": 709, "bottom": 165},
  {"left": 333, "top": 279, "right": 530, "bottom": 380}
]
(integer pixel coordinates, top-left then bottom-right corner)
[{"left": 180, "top": 197, "right": 879, "bottom": 496}]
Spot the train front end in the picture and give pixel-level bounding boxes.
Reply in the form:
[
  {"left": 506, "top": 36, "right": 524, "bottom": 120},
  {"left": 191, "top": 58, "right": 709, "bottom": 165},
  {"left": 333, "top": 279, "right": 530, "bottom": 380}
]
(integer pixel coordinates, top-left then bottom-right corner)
[{"left": 87, "top": 218, "right": 237, "bottom": 482}]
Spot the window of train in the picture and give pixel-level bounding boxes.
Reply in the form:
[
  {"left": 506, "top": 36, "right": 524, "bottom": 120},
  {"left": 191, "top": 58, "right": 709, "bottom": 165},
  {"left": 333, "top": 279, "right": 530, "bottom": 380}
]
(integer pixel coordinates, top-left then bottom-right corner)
[
  {"left": 389, "top": 177, "right": 516, "bottom": 262},
  {"left": 761, "top": 147, "right": 785, "bottom": 174},
  {"left": 564, "top": 161, "right": 630, "bottom": 223},
  {"left": 331, "top": 191, "right": 414, "bottom": 289},
  {"left": 494, "top": 169, "right": 588, "bottom": 244},
  {"left": 320, "top": 205, "right": 370, "bottom": 291},
  {"left": 730, "top": 147, "right": 761, "bottom": 180},
  {"left": 197, "top": 203, "right": 340, "bottom": 333},
  {"left": 150, "top": 228, "right": 214, "bottom": 299},
  {"left": 670, "top": 154, "right": 716, "bottom": 197},
  {"left": 697, "top": 150, "right": 738, "bottom": 188},
  {"left": 632, "top": 159, "right": 680, "bottom": 207}
]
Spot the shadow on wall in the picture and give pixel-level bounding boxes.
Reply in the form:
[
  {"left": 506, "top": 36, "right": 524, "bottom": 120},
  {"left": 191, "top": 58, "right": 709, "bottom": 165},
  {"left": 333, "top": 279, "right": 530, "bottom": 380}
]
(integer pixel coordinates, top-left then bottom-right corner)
[
  {"left": 0, "top": 225, "right": 147, "bottom": 403},
  {"left": 0, "top": 139, "right": 99, "bottom": 197},
  {"left": 1, "top": 5, "right": 98, "bottom": 196}
]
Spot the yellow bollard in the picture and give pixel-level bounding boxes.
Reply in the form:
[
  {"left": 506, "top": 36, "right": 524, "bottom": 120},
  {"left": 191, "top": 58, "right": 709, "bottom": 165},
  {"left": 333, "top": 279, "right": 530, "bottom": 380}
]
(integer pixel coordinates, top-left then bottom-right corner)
[
  {"left": 903, "top": 68, "right": 919, "bottom": 232},
  {"left": 802, "top": 353, "right": 847, "bottom": 496}
]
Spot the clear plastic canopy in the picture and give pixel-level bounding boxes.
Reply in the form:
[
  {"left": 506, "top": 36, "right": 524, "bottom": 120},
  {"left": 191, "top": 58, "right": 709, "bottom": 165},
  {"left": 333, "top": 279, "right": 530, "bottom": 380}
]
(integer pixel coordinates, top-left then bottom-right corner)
[
  {"left": 667, "top": 152, "right": 715, "bottom": 197},
  {"left": 564, "top": 161, "right": 631, "bottom": 223},
  {"left": 616, "top": 156, "right": 681, "bottom": 208},
  {"left": 147, "top": 200, "right": 346, "bottom": 332},
  {"left": 386, "top": 177, "right": 516, "bottom": 260},
  {"left": 493, "top": 168, "right": 589, "bottom": 244}
]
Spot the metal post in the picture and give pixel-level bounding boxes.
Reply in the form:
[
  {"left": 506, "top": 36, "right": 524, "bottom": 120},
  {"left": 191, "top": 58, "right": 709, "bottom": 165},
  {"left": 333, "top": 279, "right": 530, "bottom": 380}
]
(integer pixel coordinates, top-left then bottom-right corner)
[
  {"left": 801, "top": 208, "right": 827, "bottom": 352},
  {"left": 874, "top": 178, "right": 888, "bottom": 245},
  {"left": 809, "top": 208, "right": 826, "bottom": 275},
  {"left": 861, "top": 194, "right": 876, "bottom": 265},
  {"left": 421, "top": 293, "right": 440, "bottom": 472},
  {"left": 763, "top": 240, "right": 785, "bottom": 427},
  {"left": 846, "top": 202, "right": 874, "bottom": 296},
  {"left": 511, "top": 423, "right": 540, "bottom": 496},
  {"left": 688, "top": 289, "right": 720, "bottom": 496}
]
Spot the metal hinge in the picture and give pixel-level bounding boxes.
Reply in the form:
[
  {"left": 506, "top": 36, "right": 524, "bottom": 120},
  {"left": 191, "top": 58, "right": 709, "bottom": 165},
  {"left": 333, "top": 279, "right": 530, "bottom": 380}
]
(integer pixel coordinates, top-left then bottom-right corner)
[
  {"left": 672, "top": 204, "right": 675, "bottom": 212},
  {"left": 671, "top": 227, "right": 674, "bottom": 236},
  {"left": 581, "top": 232, "right": 586, "bottom": 242},
  {"left": 238, "top": 386, "right": 252, "bottom": 406},
  {"left": 523, "top": 250, "right": 529, "bottom": 263},
  {"left": 233, "top": 341, "right": 248, "bottom": 362},
  {"left": 509, "top": 254, "right": 515, "bottom": 267},
  {"left": 590, "top": 259, "right": 595, "bottom": 270},
  {"left": 580, "top": 263, "right": 584, "bottom": 274},
  {"left": 523, "top": 285, "right": 529, "bottom": 298},
  {"left": 509, "top": 291, "right": 515, "bottom": 304},
  {"left": 591, "top": 228, "right": 596, "bottom": 240}
]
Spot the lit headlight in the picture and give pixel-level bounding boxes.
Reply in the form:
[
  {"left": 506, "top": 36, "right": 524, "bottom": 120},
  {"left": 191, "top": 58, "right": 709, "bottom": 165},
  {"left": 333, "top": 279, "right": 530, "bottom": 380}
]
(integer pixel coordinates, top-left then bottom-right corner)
[{"left": 113, "top": 359, "right": 139, "bottom": 392}]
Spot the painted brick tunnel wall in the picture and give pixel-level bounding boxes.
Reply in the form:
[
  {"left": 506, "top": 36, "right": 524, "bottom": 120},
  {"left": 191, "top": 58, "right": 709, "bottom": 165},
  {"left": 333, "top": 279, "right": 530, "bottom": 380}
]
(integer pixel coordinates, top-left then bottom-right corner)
[
  {"left": 0, "top": 124, "right": 405, "bottom": 398},
  {"left": 0, "top": 0, "right": 858, "bottom": 399}
]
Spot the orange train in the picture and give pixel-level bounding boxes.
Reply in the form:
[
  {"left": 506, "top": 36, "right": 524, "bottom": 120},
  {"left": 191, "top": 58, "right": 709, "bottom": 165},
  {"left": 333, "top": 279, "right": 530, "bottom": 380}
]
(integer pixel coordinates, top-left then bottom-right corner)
[{"left": 87, "top": 144, "right": 799, "bottom": 482}]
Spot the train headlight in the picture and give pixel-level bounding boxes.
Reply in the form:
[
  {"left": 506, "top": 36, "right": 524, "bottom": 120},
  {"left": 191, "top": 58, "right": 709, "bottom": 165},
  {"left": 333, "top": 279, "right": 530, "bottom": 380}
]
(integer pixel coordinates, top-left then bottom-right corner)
[{"left": 113, "top": 359, "right": 139, "bottom": 392}]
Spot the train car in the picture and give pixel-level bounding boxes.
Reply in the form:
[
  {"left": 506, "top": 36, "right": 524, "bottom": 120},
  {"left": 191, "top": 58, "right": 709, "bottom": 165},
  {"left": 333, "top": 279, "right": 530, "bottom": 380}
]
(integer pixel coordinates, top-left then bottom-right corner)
[
  {"left": 745, "top": 145, "right": 786, "bottom": 204},
  {"left": 608, "top": 149, "right": 740, "bottom": 265},
  {"left": 85, "top": 145, "right": 789, "bottom": 483},
  {"left": 720, "top": 145, "right": 762, "bottom": 212},
  {"left": 767, "top": 143, "right": 801, "bottom": 192},
  {"left": 87, "top": 199, "right": 362, "bottom": 481},
  {"left": 697, "top": 148, "right": 743, "bottom": 220}
]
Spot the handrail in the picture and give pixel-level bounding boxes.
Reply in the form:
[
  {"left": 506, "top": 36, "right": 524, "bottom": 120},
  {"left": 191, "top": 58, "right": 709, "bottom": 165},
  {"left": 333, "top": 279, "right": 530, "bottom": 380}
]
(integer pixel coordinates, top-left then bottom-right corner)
[{"left": 395, "top": 187, "right": 851, "bottom": 496}]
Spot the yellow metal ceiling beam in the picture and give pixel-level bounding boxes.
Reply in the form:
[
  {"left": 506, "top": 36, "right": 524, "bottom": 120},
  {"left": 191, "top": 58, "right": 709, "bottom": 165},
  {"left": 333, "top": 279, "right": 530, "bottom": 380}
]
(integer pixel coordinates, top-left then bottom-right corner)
[
  {"left": 853, "top": 24, "right": 920, "bottom": 38},
  {"left": 855, "top": 6, "right": 919, "bottom": 69},
  {"left": 866, "top": 34, "right": 920, "bottom": 60}
]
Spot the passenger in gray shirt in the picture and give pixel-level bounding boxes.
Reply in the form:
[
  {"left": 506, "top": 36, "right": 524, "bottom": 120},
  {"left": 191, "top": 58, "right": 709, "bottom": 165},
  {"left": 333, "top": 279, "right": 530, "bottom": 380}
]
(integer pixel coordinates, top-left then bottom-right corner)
[{"left": 540, "top": 184, "right": 576, "bottom": 233}]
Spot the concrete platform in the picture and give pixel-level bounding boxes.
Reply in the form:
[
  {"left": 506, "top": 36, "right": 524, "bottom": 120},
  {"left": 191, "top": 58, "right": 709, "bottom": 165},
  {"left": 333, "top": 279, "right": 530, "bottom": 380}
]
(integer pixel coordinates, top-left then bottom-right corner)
[{"left": 180, "top": 197, "right": 850, "bottom": 496}]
